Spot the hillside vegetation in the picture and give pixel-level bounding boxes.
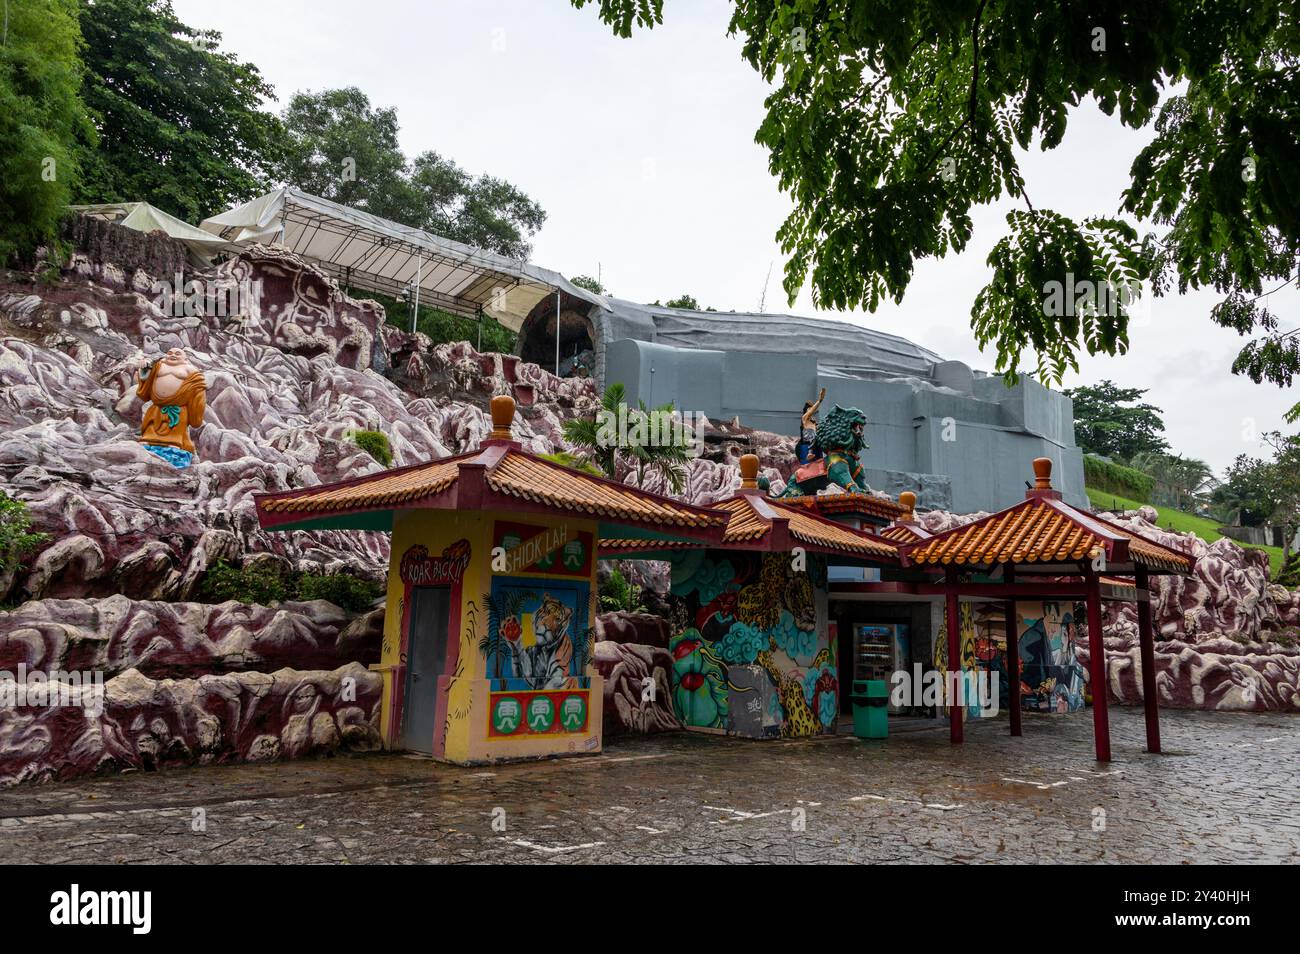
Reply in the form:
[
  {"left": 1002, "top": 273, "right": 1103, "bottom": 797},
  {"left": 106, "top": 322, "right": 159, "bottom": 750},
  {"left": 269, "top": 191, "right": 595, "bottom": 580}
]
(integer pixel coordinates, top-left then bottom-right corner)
[{"left": 1087, "top": 488, "right": 1287, "bottom": 578}]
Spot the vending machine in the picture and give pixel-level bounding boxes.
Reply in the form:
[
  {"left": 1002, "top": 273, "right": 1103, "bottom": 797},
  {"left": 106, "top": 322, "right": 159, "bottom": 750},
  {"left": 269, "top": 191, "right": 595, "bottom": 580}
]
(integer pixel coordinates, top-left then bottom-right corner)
[{"left": 853, "top": 623, "right": 910, "bottom": 714}]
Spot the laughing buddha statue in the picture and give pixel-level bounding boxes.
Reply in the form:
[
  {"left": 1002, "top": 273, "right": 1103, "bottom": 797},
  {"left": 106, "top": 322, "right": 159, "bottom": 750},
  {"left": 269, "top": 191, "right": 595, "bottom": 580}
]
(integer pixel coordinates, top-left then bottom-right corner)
[{"left": 136, "top": 347, "right": 207, "bottom": 467}]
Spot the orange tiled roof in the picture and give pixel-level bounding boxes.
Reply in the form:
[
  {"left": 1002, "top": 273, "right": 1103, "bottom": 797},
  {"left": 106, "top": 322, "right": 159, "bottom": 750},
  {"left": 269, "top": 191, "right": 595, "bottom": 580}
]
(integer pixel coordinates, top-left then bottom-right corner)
[
  {"left": 599, "top": 538, "right": 702, "bottom": 553},
  {"left": 879, "top": 523, "right": 931, "bottom": 544},
  {"left": 772, "top": 500, "right": 898, "bottom": 558},
  {"left": 257, "top": 444, "right": 725, "bottom": 531},
  {"left": 714, "top": 495, "right": 897, "bottom": 558},
  {"left": 595, "top": 493, "right": 899, "bottom": 559},
  {"left": 778, "top": 492, "right": 905, "bottom": 522},
  {"left": 716, "top": 496, "right": 770, "bottom": 543},
  {"left": 260, "top": 456, "right": 468, "bottom": 514},
  {"left": 486, "top": 452, "right": 720, "bottom": 528},
  {"left": 902, "top": 497, "right": 1191, "bottom": 573}
]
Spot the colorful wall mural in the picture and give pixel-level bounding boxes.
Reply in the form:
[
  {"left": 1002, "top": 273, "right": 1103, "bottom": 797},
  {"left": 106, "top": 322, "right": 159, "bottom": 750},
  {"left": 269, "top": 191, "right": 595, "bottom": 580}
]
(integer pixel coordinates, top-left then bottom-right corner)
[
  {"left": 481, "top": 579, "right": 592, "bottom": 691},
  {"left": 665, "top": 550, "right": 837, "bottom": 738},
  {"left": 1014, "top": 601, "right": 1086, "bottom": 713},
  {"left": 934, "top": 600, "right": 1087, "bottom": 715}
]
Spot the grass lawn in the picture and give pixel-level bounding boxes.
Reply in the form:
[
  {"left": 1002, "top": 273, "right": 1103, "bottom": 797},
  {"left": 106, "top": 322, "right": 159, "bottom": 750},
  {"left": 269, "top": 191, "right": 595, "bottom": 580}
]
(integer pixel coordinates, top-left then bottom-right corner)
[{"left": 1086, "top": 487, "right": 1287, "bottom": 578}]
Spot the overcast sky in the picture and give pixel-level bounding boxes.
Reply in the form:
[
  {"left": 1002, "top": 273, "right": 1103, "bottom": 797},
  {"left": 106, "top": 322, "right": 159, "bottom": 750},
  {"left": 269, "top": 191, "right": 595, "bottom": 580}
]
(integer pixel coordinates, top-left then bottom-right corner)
[{"left": 171, "top": 0, "right": 1297, "bottom": 474}]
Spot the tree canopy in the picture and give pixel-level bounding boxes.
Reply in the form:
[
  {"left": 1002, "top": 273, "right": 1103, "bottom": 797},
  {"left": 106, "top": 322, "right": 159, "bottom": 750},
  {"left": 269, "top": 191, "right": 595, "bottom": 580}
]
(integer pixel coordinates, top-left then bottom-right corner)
[
  {"left": 574, "top": 1, "right": 1300, "bottom": 418},
  {"left": 73, "top": 0, "right": 284, "bottom": 222},
  {"left": 1213, "top": 431, "right": 1300, "bottom": 581},
  {"left": 1064, "top": 379, "right": 1169, "bottom": 461},
  {"left": 570, "top": 275, "right": 607, "bottom": 294},
  {"left": 280, "top": 88, "right": 547, "bottom": 258},
  {"left": 0, "top": 0, "right": 90, "bottom": 263}
]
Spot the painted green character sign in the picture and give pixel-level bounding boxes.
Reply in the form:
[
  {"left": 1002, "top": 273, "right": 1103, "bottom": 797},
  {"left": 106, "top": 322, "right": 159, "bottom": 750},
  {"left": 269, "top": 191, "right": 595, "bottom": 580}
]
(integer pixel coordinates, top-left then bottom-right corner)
[
  {"left": 527, "top": 695, "right": 555, "bottom": 732},
  {"left": 560, "top": 694, "right": 587, "bottom": 731},
  {"left": 562, "top": 539, "right": 585, "bottom": 571},
  {"left": 492, "top": 696, "right": 522, "bottom": 735},
  {"left": 488, "top": 690, "right": 590, "bottom": 737}
]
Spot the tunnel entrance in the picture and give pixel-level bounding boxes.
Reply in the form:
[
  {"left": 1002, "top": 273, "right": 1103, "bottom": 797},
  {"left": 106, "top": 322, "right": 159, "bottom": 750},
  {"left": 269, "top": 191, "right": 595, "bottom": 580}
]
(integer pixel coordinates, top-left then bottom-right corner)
[{"left": 518, "top": 295, "right": 595, "bottom": 378}]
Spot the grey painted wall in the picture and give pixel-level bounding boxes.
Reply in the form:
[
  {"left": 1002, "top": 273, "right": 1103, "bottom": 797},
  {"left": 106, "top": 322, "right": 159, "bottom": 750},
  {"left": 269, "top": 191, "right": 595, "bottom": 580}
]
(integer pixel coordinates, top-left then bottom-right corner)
[{"left": 605, "top": 338, "right": 1086, "bottom": 514}]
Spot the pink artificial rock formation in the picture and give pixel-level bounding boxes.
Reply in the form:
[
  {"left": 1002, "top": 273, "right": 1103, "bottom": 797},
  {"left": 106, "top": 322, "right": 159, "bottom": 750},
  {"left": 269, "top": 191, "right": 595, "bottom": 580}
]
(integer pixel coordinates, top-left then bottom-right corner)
[
  {"left": 594, "top": 641, "right": 682, "bottom": 735},
  {"left": 0, "top": 596, "right": 382, "bottom": 680},
  {"left": 0, "top": 662, "right": 383, "bottom": 787},
  {"left": 0, "top": 244, "right": 593, "bottom": 605},
  {"left": 1084, "top": 636, "right": 1299, "bottom": 712}
]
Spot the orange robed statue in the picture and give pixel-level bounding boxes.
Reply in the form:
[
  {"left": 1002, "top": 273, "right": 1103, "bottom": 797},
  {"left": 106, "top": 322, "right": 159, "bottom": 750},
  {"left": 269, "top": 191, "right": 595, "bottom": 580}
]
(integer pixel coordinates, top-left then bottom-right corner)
[{"left": 136, "top": 348, "right": 206, "bottom": 468}]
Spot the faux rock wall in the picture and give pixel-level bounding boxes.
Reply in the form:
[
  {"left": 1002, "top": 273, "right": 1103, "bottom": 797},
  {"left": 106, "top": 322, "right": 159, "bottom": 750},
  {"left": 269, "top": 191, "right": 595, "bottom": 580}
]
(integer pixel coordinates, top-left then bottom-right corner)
[
  {"left": 1081, "top": 636, "right": 1300, "bottom": 712},
  {"left": 0, "top": 246, "right": 597, "bottom": 605},
  {"left": 593, "top": 641, "right": 681, "bottom": 736},
  {"left": 0, "top": 662, "right": 383, "bottom": 787},
  {"left": 0, "top": 596, "right": 382, "bottom": 680}
]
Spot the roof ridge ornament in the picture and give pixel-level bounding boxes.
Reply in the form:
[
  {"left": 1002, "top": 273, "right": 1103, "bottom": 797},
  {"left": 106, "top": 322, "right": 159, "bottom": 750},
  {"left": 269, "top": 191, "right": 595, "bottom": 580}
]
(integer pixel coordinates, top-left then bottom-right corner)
[
  {"left": 1026, "top": 457, "right": 1063, "bottom": 501},
  {"left": 487, "top": 394, "right": 518, "bottom": 444},
  {"left": 739, "top": 453, "right": 760, "bottom": 491}
]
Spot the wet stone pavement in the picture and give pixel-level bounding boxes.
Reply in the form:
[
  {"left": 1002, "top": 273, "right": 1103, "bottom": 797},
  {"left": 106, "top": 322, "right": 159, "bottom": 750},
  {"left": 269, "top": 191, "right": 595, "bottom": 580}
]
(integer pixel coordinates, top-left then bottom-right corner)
[{"left": 1, "top": 707, "right": 1296, "bottom": 864}]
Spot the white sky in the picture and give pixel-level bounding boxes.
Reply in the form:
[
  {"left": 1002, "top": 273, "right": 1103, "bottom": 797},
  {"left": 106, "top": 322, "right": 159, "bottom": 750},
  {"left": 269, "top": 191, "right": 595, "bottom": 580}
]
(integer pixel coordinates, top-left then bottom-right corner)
[{"left": 171, "top": 0, "right": 1298, "bottom": 474}]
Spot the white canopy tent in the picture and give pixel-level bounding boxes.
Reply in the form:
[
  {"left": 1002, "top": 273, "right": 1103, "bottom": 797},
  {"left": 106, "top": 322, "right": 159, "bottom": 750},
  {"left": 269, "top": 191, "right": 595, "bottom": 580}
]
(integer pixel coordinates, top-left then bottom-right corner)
[
  {"left": 199, "top": 187, "right": 604, "bottom": 332},
  {"left": 70, "top": 201, "right": 242, "bottom": 263}
]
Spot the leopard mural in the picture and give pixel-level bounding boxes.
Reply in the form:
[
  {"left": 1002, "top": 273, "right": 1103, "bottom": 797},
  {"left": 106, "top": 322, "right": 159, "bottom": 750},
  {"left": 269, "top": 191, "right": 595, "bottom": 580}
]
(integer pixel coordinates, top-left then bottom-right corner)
[{"left": 665, "top": 551, "right": 837, "bottom": 738}]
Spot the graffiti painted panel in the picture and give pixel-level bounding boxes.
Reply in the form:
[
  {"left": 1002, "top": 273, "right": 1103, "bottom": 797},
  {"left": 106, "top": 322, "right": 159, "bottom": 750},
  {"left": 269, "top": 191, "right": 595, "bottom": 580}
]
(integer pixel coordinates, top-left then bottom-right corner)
[
  {"left": 1015, "top": 601, "right": 1086, "bottom": 712},
  {"left": 398, "top": 539, "right": 470, "bottom": 585},
  {"left": 667, "top": 551, "right": 836, "bottom": 738},
  {"left": 493, "top": 520, "right": 593, "bottom": 578}
]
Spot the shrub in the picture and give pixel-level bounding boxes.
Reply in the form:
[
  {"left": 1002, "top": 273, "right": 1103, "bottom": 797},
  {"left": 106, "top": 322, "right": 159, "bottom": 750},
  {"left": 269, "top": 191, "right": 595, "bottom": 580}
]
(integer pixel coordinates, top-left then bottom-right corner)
[
  {"left": 198, "top": 559, "right": 286, "bottom": 605},
  {"left": 540, "top": 451, "right": 603, "bottom": 476},
  {"left": 296, "top": 573, "right": 383, "bottom": 611},
  {"left": 352, "top": 429, "right": 393, "bottom": 467},
  {"left": 599, "top": 566, "right": 644, "bottom": 613},
  {"left": 1082, "top": 455, "right": 1154, "bottom": 503},
  {"left": 0, "top": 491, "right": 48, "bottom": 573}
]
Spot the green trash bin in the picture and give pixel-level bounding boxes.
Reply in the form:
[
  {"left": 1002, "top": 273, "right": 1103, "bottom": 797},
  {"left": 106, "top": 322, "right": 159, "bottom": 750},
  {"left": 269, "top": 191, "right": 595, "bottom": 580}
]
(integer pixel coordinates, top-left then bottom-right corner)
[{"left": 850, "top": 679, "right": 889, "bottom": 739}]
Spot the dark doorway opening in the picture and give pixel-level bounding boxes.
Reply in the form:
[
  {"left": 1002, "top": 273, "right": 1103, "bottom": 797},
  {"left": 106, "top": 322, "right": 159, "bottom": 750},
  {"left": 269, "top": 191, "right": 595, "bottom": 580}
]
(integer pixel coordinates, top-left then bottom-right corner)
[{"left": 518, "top": 299, "right": 595, "bottom": 377}]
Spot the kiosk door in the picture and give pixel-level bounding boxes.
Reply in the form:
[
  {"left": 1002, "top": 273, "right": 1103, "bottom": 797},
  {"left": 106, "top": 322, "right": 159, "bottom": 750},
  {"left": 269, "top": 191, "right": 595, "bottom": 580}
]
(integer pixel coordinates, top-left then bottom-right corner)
[{"left": 402, "top": 586, "right": 451, "bottom": 753}]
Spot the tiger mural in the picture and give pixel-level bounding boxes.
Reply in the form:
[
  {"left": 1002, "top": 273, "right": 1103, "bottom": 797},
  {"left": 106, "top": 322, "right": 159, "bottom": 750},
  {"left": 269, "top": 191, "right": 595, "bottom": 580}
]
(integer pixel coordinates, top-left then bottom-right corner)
[{"left": 513, "top": 593, "right": 574, "bottom": 691}]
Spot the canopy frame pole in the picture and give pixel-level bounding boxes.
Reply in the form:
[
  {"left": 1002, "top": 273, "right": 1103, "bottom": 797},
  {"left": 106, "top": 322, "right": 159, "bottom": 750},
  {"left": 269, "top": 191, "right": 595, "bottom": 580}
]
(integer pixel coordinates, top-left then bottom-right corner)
[
  {"left": 555, "top": 290, "right": 561, "bottom": 377},
  {"left": 1135, "top": 566, "right": 1161, "bottom": 753},
  {"left": 945, "top": 568, "right": 963, "bottom": 745},
  {"left": 477, "top": 305, "right": 483, "bottom": 351},
  {"left": 1085, "top": 569, "right": 1111, "bottom": 762},
  {"left": 1004, "top": 564, "right": 1021, "bottom": 737},
  {"left": 411, "top": 256, "right": 422, "bottom": 334}
]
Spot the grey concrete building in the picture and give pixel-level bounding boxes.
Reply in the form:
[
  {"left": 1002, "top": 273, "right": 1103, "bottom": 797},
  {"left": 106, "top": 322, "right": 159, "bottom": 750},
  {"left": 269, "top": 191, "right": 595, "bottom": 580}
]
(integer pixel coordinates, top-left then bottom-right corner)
[{"left": 515, "top": 294, "right": 1086, "bottom": 514}]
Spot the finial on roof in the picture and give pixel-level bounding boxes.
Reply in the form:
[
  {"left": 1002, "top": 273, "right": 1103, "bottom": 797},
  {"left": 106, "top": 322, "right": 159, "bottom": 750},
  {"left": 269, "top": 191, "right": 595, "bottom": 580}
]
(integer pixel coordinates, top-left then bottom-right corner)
[
  {"left": 490, "top": 395, "right": 516, "bottom": 440},
  {"left": 1032, "top": 457, "right": 1053, "bottom": 490},
  {"left": 899, "top": 490, "right": 916, "bottom": 521},
  {"left": 739, "top": 453, "right": 759, "bottom": 490}
]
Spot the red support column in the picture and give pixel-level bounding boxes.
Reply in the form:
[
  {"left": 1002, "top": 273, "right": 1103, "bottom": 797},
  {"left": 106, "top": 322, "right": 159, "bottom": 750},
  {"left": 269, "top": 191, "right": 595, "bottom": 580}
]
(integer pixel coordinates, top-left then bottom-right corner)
[
  {"left": 1003, "top": 566, "right": 1021, "bottom": 737},
  {"left": 945, "top": 571, "right": 963, "bottom": 745},
  {"left": 1085, "top": 571, "right": 1111, "bottom": 762},
  {"left": 1135, "top": 567, "right": 1161, "bottom": 754}
]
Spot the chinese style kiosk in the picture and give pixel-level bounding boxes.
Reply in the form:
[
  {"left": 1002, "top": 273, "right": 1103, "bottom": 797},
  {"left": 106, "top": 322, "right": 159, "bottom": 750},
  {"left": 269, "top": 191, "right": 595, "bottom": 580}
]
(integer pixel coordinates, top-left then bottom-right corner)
[
  {"left": 601, "top": 455, "right": 901, "bottom": 739},
  {"left": 255, "top": 396, "right": 725, "bottom": 764}
]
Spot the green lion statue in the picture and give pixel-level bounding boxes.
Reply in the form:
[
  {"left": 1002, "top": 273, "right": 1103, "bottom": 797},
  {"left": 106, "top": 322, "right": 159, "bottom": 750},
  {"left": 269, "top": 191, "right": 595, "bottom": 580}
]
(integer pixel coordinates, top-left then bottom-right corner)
[{"left": 775, "top": 404, "right": 872, "bottom": 497}]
